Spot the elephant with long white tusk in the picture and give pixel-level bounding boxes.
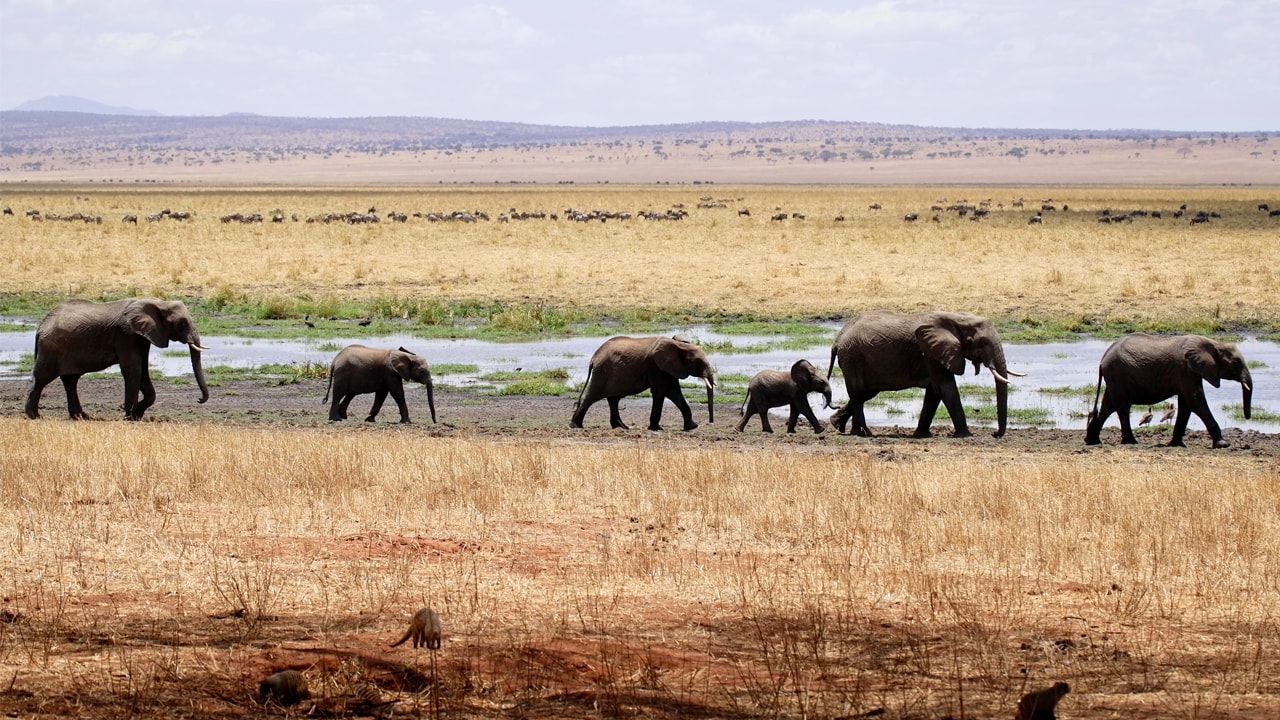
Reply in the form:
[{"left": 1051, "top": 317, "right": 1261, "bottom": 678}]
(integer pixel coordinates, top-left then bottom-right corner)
[
  {"left": 25, "top": 297, "right": 210, "bottom": 420},
  {"left": 571, "top": 335, "right": 716, "bottom": 431},
  {"left": 827, "top": 310, "right": 1019, "bottom": 439}
]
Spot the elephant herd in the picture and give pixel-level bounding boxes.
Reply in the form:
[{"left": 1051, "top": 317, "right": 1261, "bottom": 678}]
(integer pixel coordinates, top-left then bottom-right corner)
[{"left": 21, "top": 298, "right": 1255, "bottom": 449}]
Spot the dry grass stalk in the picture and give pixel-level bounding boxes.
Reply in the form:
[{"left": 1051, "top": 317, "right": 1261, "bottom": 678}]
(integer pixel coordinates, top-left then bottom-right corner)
[{"left": 1, "top": 417, "right": 1277, "bottom": 717}]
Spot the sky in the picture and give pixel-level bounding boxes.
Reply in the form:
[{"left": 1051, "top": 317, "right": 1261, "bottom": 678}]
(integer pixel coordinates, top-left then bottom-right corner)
[{"left": 1, "top": 0, "right": 1277, "bottom": 131}]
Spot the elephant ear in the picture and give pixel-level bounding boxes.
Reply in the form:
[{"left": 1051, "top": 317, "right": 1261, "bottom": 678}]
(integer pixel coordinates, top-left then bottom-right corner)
[
  {"left": 915, "top": 322, "right": 965, "bottom": 375},
  {"left": 123, "top": 299, "right": 171, "bottom": 348},
  {"left": 1185, "top": 337, "right": 1223, "bottom": 388},
  {"left": 391, "top": 348, "right": 418, "bottom": 379},
  {"left": 790, "top": 359, "right": 815, "bottom": 391},
  {"left": 651, "top": 338, "right": 695, "bottom": 379}
]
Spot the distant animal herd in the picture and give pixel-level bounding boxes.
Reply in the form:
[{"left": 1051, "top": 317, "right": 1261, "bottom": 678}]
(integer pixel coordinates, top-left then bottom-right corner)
[
  {"left": 21, "top": 298, "right": 1256, "bottom": 450},
  {"left": 5, "top": 196, "right": 1279, "bottom": 227}
]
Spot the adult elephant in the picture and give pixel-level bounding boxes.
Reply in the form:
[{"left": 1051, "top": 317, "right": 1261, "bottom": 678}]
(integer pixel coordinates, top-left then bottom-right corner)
[
  {"left": 827, "top": 310, "right": 1018, "bottom": 438},
  {"left": 1084, "top": 333, "right": 1251, "bottom": 448},
  {"left": 736, "top": 359, "right": 832, "bottom": 433},
  {"left": 25, "top": 298, "right": 210, "bottom": 420},
  {"left": 571, "top": 336, "right": 715, "bottom": 431},
  {"left": 324, "top": 345, "right": 436, "bottom": 424}
]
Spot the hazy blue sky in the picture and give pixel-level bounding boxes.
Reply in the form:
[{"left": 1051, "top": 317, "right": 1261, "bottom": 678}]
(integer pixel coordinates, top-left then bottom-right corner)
[{"left": 2, "top": 0, "right": 1277, "bottom": 131}]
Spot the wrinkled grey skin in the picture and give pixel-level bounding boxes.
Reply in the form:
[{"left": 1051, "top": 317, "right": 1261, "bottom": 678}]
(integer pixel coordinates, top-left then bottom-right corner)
[
  {"left": 324, "top": 345, "right": 436, "bottom": 423},
  {"left": 571, "top": 336, "right": 716, "bottom": 431},
  {"left": 1085, "top": 333, "right": 1252, "bottom": 448},
  {"left": 827, "top": 310, "right": 1013, "bottom": 439},
  {"left": 25, "top": 298, "right": 210, "bottom": 420},
  {"left": 736, "top": 359, "right": 832, "bottom": 433}
]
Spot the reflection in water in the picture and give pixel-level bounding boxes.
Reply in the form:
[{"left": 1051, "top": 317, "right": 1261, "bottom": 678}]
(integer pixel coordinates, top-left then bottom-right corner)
[{"left": 1, "top": 325, "right": 1276, "bottom": 432}]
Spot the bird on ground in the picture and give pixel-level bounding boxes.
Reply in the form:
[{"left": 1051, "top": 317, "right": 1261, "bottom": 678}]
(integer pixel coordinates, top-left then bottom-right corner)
[
  {"left": 1160, "top": 407, "right": 1175, "bottom": 423},
  {"left": 304, "top": 314, "right": 315, "bottom": 329},
  {"left": 1137, "top": 409, "right": 1154, "bottom": 427},
  {"left": 356, "top": 318, "right": 372, "bottom": 327}
]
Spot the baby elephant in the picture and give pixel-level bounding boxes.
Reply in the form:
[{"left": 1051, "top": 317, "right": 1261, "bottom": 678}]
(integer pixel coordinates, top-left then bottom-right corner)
[
  {"left": 736, "top": 359, "right": 833, "bottom": 433},
  {"left": 324, "top": 345, "right": 436, "bottom": 424}
]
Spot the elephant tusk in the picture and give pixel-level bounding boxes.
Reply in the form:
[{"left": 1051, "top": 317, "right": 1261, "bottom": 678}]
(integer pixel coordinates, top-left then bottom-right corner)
[
  {"left": 1007, "top": 369, "right": 1027, "bottom": 377},
  {"left": 190, "top": 343, "right": 207, "bottom": 352},
  {"left": 1242, "top": 380, "right": 1251, "bottom": 392},
  {"left": 989, "top": 367, "right": 1010, "bottom": 384}
]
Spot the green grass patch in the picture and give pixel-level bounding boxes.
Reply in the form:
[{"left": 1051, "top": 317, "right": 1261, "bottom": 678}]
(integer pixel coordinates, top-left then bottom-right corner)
[
  {"left": 712, "top": 321, "right": 831, "bottom": 337},
  {"left": 1226, "top": 404, "right": 1280, "bottom": 423},
  {"left": 257, "top": 361, "right": 329, "bottom": 385},
  {"left": 432, "top": 363, "right": 480, "bottom": 375},
  {"left": 1038, "top": 385, "right": 1097, "bottom": 398}
]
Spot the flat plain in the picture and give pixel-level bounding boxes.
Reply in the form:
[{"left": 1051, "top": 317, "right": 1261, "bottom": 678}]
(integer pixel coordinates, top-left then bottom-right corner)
[{"left": 1, "top": 177, "right": 1279, "bottom": 719}]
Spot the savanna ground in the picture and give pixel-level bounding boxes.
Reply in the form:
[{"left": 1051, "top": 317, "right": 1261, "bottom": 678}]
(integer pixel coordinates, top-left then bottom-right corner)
[{"left": 2, "top": 183, "right": 1279, "bottom": 719}]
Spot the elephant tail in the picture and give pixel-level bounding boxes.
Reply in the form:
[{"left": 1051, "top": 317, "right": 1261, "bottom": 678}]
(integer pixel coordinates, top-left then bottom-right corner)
[
  {"left": 574, "top": 363, "right": 594, "bottom": 410},
  {"left": 322, "top": 365, "right": 334, "bottom": 403},
  {"left": 1088, "top": 366, "right": 1103, "bottom": 422},
  {"left": 827, "top": 344, "right": 838, "bottom": 380}
]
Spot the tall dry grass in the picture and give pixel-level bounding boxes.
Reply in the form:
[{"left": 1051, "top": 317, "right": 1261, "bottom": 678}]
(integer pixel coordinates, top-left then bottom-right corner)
[
  {"left": 2, "top": 417, "right": 1277, "bottom": 717},
  {"left": 2, "top": 185, "right": 1277, "bottom": 324}
]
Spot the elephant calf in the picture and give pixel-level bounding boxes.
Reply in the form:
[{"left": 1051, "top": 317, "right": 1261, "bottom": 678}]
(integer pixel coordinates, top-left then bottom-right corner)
[
  {"left": 324, "top": 345, "right": 436, "bottom": 424},
  {"left": 736, "top": 359, "right": 832, "bottom": 433}
]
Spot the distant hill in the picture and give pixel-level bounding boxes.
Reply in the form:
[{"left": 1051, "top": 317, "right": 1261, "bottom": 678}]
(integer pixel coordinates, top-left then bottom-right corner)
[
  {"left": 10, "top": 95, "right": 162, "bottom": 117},
  {"left": 0, "top": 108, "right": 1271, "bottom": 185}
]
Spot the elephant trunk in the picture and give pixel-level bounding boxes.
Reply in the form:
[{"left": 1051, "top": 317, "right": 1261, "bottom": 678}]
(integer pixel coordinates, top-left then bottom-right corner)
[
  {"left": 1241, "top": 366, "right": 1253, "bottom": 420},
  {"left": 426, "top": 377, "right": 437, "bottom": 423},
  {"left": 704, "top": 375, "right": 715, "bottom": 423},
  {"left": 188, "top": 339, "right": 210, "bottom": 404},
  {"left": 990, "top": 346, "right": 1009, "bottom": 438},
  {"left": 821, "top": 387, "right": 833, "bottom": 409}
]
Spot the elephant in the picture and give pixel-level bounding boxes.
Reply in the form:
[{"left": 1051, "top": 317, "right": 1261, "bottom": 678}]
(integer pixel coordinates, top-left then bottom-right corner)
[
  {"left": 324, "top": 345, "right": 436, "bottom": 424},
  {"left": 571, "top": 335, "right": 715, "bottom": 431},
  {"left": 736, "top": 359, "right": 832, "bottom": 433},
  {"left": 1084, "top": 333, "right": 1252, "bottom": 448},
  {"left": 827, "top": 310, "right": 1020, "bottom": 439},
  {"left": 25, "top": 298, "right": 210, "bottom": 420}
]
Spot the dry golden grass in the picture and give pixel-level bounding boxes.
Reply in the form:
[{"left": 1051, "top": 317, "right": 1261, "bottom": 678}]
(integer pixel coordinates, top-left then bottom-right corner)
[
  {"left": 2, "top": 185, "right": 1277, "bottom": 324},
  {"left": 1, "top": 417, "right": 1278, "bottom": 718}
]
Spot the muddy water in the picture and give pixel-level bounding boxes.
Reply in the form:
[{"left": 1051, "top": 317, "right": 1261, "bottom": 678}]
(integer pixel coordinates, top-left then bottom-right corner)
[{"left": 1, "top": 325, "right": 1276, "bottom": 432}]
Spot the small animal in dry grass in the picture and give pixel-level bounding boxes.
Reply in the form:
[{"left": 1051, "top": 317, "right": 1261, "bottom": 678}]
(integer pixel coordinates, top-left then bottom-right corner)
[
  {"left": 390, "top": 607, "right": 442, "bottom": 649},
  {"left": 1015, "top": 681, "right": 1070, "bottom": 720},
  {"left": 259, "top": 669, "right": 309, "bottom": 706}
]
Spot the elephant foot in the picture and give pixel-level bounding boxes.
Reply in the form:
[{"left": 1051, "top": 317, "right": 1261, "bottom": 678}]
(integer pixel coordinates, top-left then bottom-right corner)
[
  {"left": 612, "top": 421, "right": 630, "bottom": 430},
  {"left": 1084, "top": 435, "right": 1101, "bottom": 446},
  {"left": 913, "top": 429, "right": 933, "bottom": 439},
  {"left": 682, "top": 422, "right": 698, "bottom": 432},
  {"left": 813, "top": 426, "right": 825, "bottom": 434},
  {"left": 1212, "top": 438, "right": 1231, "bottom": 449},
  {"left": 399, "top": 418, "right": 412, "bottom": 424},
  {"left": 952, "top": 429, "right": 974, "bottom": 439},
  {"left": 1168, "top": 440, "right": 1186, "bottom": 447},
  {"left": 364, "top": 416, "right": 377, "bottom": 423},
  {"left": 569, "top": 420, "right": 583, "bottom": 429},
  {"left": 1121, "top": 436, "right": 1139, "bottom": 445}
]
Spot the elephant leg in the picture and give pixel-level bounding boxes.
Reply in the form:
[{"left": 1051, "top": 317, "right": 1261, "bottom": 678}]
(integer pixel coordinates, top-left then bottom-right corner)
[
  {"left": 937, "top": 382, "right": 971, "bottom": 438},
  {"left": 797, "top": 402, "right": 825, "bottom": 434},
  {"left": 1176, "top": 390, "right": 1226, "bottom": 448},
  {"left": 60, "top": 374, "right": 87, "bottom": 419},
  {"left": 915, "top": 386, "right": 941, "bottom": 438},
  {"left": 25, "top": 368, "right": 59, "bottom": 419},
  {"left": 664, "top": 382, "right": 697, "bottom": 432},
  {"left": 366, "top": 390, "right": 388, "bottom": 422},
  {"left": 329, "top": 393, "right": 345, "bottom": 422},
  {"left": 848, "top": 396, "right": 872, "bottom": 437},
  {"left": 388, "top": 381, "right": 411, "bottom": 423},
  {"left": 606, "top": 397, "right": 629, "bottom": 429},
  {"left": 735, "top": 400, "right": 756, "bottom": 432},
  {"left": 132, "top": 370, "right": 157, "bottom": 420},
  {"left": 755, "top": 401, "right": 773, "bottom": 433},
  {"left": 337, "top": 394, "right": 355, "bottom": 420},
  {"left": 1084, "top": 392, "right": 1117, "bottom": 445},
  {"left": 1115, "top": 398, "right": 1138, "bottom": 444}
]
